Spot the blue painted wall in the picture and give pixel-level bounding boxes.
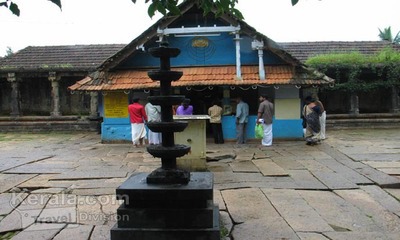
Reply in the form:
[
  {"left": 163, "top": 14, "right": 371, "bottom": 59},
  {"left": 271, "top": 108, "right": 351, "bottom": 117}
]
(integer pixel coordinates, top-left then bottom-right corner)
[
  {"left": 101, "top": 117, "right": 131, "bottom": 142},
  {"left": 221, "top": 115, "right": 303, "bottom": 141},
  {"left": 119, "top": 34, "right": 284, "bottom": 69}
]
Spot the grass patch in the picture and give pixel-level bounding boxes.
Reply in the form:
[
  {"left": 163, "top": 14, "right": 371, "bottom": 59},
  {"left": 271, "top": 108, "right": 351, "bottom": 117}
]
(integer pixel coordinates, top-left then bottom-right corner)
[{"left": 0, "top": 231, "right": 20, "bottom": 240}]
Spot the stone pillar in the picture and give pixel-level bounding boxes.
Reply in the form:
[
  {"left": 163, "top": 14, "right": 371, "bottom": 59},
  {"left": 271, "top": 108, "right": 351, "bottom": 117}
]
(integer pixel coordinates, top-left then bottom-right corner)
[
  {"left": 89, "top": 92, "right": 99, "bottom": 118},
  {"left": 49, "top": 72, "right": 61, "bottom": 117},
  {"left": 349, "top": 92, "right": 359, "bottom": 115},
  {"left": 7, "top": 73, "right": 21, "bottom": 117},
  {"left": 390, "top": 86, "right": 399, "bottom": 113}
]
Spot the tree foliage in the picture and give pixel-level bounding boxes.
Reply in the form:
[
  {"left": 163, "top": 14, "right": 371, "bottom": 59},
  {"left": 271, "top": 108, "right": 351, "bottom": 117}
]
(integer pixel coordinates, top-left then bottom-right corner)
[
  {"left": 378, "top": 26, "right": 400, "bottom": 44},
  {"left": 5, "top": 46, "right": 13, "bottom": 57},
  {"left": 1, "top": 0, "right": 300, "bottom": 19},
  {"left": 1, "top": 0, "right": 61, "bottom": 16},
  {"left": 306, "top": 47, "right": 400, "bottom": 92}
]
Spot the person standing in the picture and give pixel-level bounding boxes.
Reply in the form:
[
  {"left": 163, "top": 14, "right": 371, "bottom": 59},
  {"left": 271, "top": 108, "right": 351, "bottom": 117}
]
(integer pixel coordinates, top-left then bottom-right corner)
[
  {"left": 128, "top": 97, "right": 147, "bottom": 147},
  {"left": 256, "top": 95, "right": 274, "bottom": 147},
  {"left": 314, "top": 96, "right": 326, "bottom": 140},
  {"left": 235, "top": 96, "right": 249, "bottom": 144},
  {"left": 176, "top": 98, "right": 193, "bottom": 115},
  {"left": 208, "top": 100, "right": 224, "bottom": 144},
  {"left": 303, "top": 96, "right": 322, "bottom": 145},
  {"left": 145, "top": 101, "right": 162, "bottom": 145}
]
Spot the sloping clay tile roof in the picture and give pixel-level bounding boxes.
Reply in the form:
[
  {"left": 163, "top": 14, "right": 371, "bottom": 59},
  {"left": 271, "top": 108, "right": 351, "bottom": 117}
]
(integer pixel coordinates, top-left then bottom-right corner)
[
  {"left": 0, "top": 44, "right": 125, "bottom": 72},
  {"left": 69, "top": 65, "right": 332, "bottom": 91}
]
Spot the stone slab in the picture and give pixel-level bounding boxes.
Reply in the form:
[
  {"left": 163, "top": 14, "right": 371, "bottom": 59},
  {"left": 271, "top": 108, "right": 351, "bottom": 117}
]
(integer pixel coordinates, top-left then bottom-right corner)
[
  {"left": 301, "top": 160, "right": 359, "bottom": 189},
  {"left": 221, "top": 188, "right": 280, "bottom": 223},
  {"left": 206, "top": 152, "right": 235, "bottom": 161},
  {"left": 0, "top": 174, "right": 37, "bottom": 193},
  {"left": 271, "top": 157, "right": 306, "bottom": 170},
  {"left": 53, "top": 224, "right": 94, "bottom": 240},
  {"left": 252, "top": 159, "right": 288, "bottom": 176},
  {"left": 231, "top": 218, "right": 300, "bottom": 240},
  {"left": 299, "top": 190, "right": 381, "bottom": 232},
  {"left": 350, "top": 153, "right": 400, "bottom": 162},
  {"left": 17, "top": 174, "right": 73, "bottom": 189},
  {"left": 207, "top": 162, "right": 234, "bottom": 172},
  {"left": 308, "top": 169, "right": 359, "bottom": 190},
  {"left": 215, "top": 180, "right": 298, "bottom": 190},
  {"left": 252, "top": 150, "right": 271, "bottom": 159},
  {"left": 335, "top": 189, "right": 400, "bottom": 232},
  {"left": 213, "top": 190, "right": 225, "bottom": 211},
  {"left": 0, "top": 155, "right": 54, "bottom": 172},
  {"left": 0, "top": 194, "right": 52, "bottom": 233},
  {"left": 67, "top": 178, "right": 122, "bottom": 190},
  {"left": 37, "top": 206, "right": 77, "bottom": 224},
  {"left": 287, "top": 170, "right": 328, "bottom": 190},
  {"left": 316, "top": 158, "right": 373, "bottom": 185},
  {"left": 0, "top": 192, "right": 28, "bottom": 215},
  {"left": 31, "top": 188, "right": 67, "bottom": 194},
  {"left": 71, "top": 188, "right": 116, "bottom": 196},
  {"left": 4, "top": 161, "right": 76, "bottom": 174},
  {"left": 90, "top": 225, "right": 112, "bottom": 240},
  {"left": 354, "top": 165, "right": 400, "bottom": 187},
  {"left": 229, "top": 161, "right": 259, "bottom": 173},
  {"left": 262, "top": 188, "right": 333, "bottom": 232},
  {"left": 377, "top": 168, "right": 400, "bottom": 175},
  {"left": 234, "top": 153, "right": 254, "bottom": 161},
  {"left": 363, "top": 161, "right": 400, "bottom": 168},
  {"left": 323, "top": 231, "right": 398, "bottom": 240},
  {"left": 384, "top": 188, "right": 400, "bottom": 202},
  {"left": 49, "top": 171, "right": 128, "bottom": 180},
  {"left": 297, "top": 232, "right": 330, "bottom": 240},
  {"left": 136, "top": 166, "right": 158, "bottom": 173},
  {"left": 37, "top": 194, "right": 77, "bottom": 224},
  {"left": 11, "top": 223, "right": 66, "bottom": 240}
]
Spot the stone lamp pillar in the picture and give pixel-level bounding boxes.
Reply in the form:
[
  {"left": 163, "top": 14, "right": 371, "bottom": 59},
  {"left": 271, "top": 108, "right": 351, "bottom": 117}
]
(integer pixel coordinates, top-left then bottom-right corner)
[{"left": 110, "top": 40, "right": 220, "bottom": 239}]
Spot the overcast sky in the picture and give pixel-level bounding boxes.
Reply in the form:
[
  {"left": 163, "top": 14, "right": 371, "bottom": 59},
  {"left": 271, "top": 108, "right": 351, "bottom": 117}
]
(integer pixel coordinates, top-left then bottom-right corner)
[{"left": 1, "top": 0, "right": 399, "bottom": 56}]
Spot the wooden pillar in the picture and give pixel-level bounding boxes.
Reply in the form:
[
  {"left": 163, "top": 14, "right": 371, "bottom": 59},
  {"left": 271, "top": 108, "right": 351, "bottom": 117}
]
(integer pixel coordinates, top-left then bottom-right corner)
[
  {"left": 390, "top": 86, "right": 399, "bottom": 113},
  {"left": 89, "top": 92, "right": 99, "bottom": 118},
  {"left": 49, "top": 72, "right": 61, "bottom": 117},
  {"left": 7, "top": 73, "right": 21, "bottom": 117},
  {"left": 349, "top": 92, "right": 359, "bottom": 115}
]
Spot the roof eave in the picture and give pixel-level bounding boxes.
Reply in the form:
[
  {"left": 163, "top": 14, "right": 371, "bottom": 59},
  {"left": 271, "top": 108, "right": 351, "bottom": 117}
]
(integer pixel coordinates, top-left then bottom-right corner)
[{"left": 98, "top": 1, "right": 197, "bottom": 71}]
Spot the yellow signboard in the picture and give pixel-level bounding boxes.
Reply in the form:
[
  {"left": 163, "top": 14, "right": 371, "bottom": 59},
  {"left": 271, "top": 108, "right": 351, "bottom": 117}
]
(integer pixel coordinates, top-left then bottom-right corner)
[{"left": 104, "top": 92, "right": 129, "bottom": 118}]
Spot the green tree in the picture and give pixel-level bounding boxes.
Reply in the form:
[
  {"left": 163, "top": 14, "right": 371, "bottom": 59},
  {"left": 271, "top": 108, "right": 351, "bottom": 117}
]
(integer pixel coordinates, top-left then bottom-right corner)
[
  {"left": 5, "top": 46, "right": 13, "bottom": 57},
  {"left": 378, "top": 26, "right": 400, "bottom": 44},
  {"left": 1, "top": 0, "right": 61, "bottom": 16},
  {"left": 1, "top": 0, "right": 300, "bottom": 19}
]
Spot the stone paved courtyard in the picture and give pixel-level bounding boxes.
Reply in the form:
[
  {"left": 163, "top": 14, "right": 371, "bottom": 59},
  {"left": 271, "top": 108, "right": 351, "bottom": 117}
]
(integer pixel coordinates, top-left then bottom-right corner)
[{"left": 0, "top": 128, "right": 400, "bottom": 239}]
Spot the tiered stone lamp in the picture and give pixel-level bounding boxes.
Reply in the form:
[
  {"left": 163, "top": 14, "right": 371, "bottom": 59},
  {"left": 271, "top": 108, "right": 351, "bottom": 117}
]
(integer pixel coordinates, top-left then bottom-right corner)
[{"left": 110, "top": 40, "right": 220, "bottom": 239}]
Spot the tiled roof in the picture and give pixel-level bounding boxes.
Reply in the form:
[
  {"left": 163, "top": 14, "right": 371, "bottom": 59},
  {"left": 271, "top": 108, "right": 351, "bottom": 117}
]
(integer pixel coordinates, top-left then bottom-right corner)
[
  {"left": 0, "top": 44, "right": 125, "bottom": 72},
  {"left": 279, "top": 41, "right": 400, "bottom": 63},
  {"left": 2, "top": 41, "right": 396, "bottom": 74},
  {"left": 68, "top": 65, "right": 333, "bottom": 91}
]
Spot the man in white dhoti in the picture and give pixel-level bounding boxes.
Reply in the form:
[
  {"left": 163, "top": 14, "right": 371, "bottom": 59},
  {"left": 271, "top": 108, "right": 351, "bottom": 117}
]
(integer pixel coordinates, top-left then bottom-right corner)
[
  {"left": 145, "top": 102, "right": 162, "bottom": 144},
  {"left": 128, "top": 97, "right": 148, "bottom": 147}
]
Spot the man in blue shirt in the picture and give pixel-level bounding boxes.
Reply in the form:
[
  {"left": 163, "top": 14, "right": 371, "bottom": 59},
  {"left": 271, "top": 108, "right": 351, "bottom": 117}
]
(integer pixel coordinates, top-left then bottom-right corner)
[{"left": 235, "top": 96, "right": 249, "bottom": 144}]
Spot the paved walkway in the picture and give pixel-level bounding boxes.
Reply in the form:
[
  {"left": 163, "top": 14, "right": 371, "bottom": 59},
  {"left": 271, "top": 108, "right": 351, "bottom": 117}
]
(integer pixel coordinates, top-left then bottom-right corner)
[{"left": 0, "top": 128, "right": 400, "bottom": 239}]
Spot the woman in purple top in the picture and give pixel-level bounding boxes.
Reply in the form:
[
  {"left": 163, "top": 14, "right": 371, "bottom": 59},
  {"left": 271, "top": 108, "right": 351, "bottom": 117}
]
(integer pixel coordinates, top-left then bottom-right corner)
[{"left": 176, "top": 98, "right": 193, "bottom": 115}]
